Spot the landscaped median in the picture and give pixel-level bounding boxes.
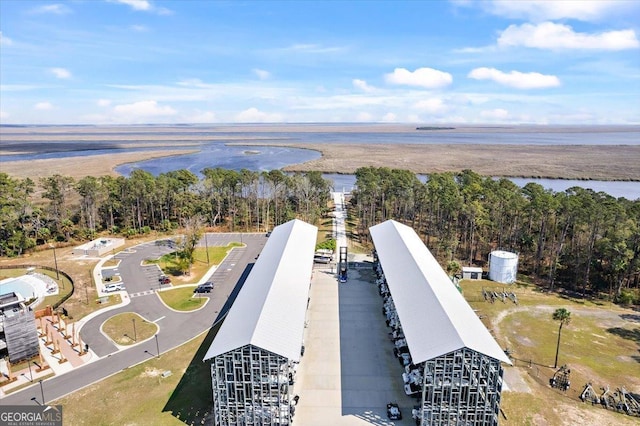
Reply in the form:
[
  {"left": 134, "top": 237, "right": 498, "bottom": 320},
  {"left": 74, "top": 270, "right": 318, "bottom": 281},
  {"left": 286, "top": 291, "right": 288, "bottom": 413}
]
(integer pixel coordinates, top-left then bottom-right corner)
[
  {"left": 144, "top": 242, "right": 242, "bottom": 284},
  {"left": 102, "top": 312, "right": 159, "bottom": 346},
  {"left": 157, "top": 286, "right": 206, "bottom": 311}
]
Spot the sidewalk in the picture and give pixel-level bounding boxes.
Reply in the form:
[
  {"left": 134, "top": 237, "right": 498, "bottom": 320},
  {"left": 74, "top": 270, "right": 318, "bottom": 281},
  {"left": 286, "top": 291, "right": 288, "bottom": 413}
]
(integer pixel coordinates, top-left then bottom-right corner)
[{"left": 0, "top": 315, "right": 97, "bottom": 398}]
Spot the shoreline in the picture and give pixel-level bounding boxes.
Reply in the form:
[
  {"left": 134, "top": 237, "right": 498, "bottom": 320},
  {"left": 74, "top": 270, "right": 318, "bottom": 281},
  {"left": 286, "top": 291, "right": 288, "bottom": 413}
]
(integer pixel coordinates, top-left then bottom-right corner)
[
  {"left": 1, "top": 141, "right": 639, "bottom": 182},
  {"left": 0, "top": 149, "right": 198, "bottom": 180},
  {"left": 2, "top": 123, "right": 639, "bottom": 181}
]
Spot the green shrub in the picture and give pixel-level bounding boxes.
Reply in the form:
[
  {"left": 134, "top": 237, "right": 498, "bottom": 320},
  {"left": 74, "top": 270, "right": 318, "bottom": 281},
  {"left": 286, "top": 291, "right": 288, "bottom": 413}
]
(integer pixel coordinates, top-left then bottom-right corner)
[
  {"left": 316, "top": 239, "right": 336, "bottom": 251},
  {"left": 616, "top": 289, "right": 639, "bottom": 305}
]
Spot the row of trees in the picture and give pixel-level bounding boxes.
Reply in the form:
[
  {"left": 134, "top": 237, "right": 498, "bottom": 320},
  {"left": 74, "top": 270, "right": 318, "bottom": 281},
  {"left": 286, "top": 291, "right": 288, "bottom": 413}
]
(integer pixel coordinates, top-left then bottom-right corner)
[
  {"left": 3, "top": 165, "right": 639, "bottom": 301},
  {"left": 352, "top": 167, "right": 640, "bottom": 301},
  {"left": 0, "top": 169, "right": 332, "bottom": 257}
]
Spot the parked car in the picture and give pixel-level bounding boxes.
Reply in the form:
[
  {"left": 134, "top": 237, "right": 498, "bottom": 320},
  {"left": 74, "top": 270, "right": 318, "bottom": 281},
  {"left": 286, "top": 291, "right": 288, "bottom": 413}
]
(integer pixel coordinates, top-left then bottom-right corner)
[
  {"left": 104, "top": 283, "right": 125, "bottom": 293},
  {"left": 158, "top": 275, "right": 171, "bottom": 285},
  {"left": 194, "top": 282, "right": 214, "bottom": 293},
  {"left": 387, "top": 402, "right": 402, "bottom": 420}
]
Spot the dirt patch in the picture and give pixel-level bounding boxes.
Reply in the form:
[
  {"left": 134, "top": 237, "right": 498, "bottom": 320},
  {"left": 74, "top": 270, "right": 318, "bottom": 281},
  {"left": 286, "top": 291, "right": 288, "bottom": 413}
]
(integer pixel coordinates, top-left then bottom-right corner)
[
  {"left": 515, "top": 335, "right": 536, "bottom": 347},
  {"left": 503, "top": 367, "right": 532, "bottom": 393},
  {"left": 140, "top": 367, "right": 163, "bottom": 378}
]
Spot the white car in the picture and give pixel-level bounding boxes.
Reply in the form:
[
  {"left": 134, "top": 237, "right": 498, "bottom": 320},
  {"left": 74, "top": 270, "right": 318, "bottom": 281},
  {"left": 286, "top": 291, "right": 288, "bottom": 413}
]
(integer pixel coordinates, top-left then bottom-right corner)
[{"left": 104, "top": 283, "right": 125, "bottom": 293}]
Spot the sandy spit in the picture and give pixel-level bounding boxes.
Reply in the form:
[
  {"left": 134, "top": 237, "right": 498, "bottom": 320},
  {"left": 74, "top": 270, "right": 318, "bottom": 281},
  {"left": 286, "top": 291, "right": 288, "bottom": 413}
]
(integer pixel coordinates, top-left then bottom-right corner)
[{"left": 0, "top": 150, "right": 197, "bottom": 180}]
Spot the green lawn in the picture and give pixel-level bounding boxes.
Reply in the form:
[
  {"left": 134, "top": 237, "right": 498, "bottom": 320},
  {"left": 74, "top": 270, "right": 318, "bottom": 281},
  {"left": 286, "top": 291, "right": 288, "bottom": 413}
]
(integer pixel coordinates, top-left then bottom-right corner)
[
  {"left": 57, "top": 323, "right": 221, "bottom": 425},
  {"left": 102, "top": 312, "right": 159, "bottom": 346},
  {"left": 158, "top": 286, "right": 206, "bottom": 311},
  {"left": 460, "top": 278, "right": 640, "bottom": 425},
  {"left": 147, "top": 242, "right": 242, "bottom": 284}
]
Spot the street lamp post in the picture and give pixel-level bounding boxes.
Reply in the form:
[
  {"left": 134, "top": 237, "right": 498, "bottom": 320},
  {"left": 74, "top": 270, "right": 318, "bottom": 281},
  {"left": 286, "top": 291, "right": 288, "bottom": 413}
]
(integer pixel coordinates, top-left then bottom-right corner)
[
  {"left": 39, "top": 380, "right": 45, "bottom": 405},
  {"left": 154, "top": 334, "right": 160, "bottom": 359},
  {"left": 27, "top": 358, "right": 33, "bottom": 382},
  {"left": 204, "top": 232, "right": 210, "bottom": 265},
  {"left": 132, "top": 318, "right": 137, "bottom": 342},
  {"left": 51, "top": 244, "right": 60, "bottom": 280}
]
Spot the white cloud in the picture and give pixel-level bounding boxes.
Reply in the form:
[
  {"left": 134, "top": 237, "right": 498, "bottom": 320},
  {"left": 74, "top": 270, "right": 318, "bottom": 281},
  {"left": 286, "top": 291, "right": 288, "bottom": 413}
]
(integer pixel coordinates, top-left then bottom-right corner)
[
  {"left": 235, "top": 107, "right": 283, "bottom": 123},
  {"left": 481, "top": 0, "right": 636, "bottom": 22},
  {"left": 97, "top": 99, "right": 112, "bottom": 107},
  {"left": 385, "top": 67, "right": 453, "bottom": 89},
  {"left": 130, "top": 25, "right": 149, "bottom": 32},
  {"left": 31, "top": 4, "right": 72, "bottom": 15},
  {"left": 481, "top": 108, "right": 510, "bottom": 120},
  {"left": 113, "top": 100, "right": 176, "bottom": 117},
  {"left": 281, "top": 43, "right": 346, "bottom": 54},
  {"left": 468, "top": 67, "right": 560, "bottom": 89},
  {"left": 414, "top": 98, "right": 448, "bottom": 113},
  {"left": 50, "top": 67, "right": 72, "bottom": 79},
  {"left": 113, "top": 0, "right": 151, "bottom": 11},
  {"left": 187, "top": 111, "right": 217, "bottom": 123},
  {"left": 0, "top": 32, "right": 13, "bottom": 46},
  {"left": 1, "top": 84, "right": 42, "bottom": 91},
  {"left": 176, "top": 78, "right": 207, "bottom": 88},
  {"left": 110, "top": 0, "right": 173, "bottom": 14},
  {"left": 253, "top": 69, "right": 271, "bottom": 80},
  {"left": 35, "top": 102, "right": 53, "bottom": 110},
  {"left": 498, "top": 22, "right": 640, "bottom": 51},
  {"left": 381, "top": 112, "right": 397, "bottom": 122},
  {"left": 355, "top": 112, "right": 373, "bottom": 122},
  {"left": 352, "top": 79, "right": 375, "bottom": 93},
  {"left": 0, "top": 110, "right": 8, "bottom": 119}
]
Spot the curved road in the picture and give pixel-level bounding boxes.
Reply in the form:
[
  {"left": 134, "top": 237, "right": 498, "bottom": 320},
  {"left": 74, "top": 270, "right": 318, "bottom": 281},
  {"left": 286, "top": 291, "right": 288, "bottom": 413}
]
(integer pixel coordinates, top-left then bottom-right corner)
[{"left": 0, "top": 233, "right": 267, "bottom": 405}]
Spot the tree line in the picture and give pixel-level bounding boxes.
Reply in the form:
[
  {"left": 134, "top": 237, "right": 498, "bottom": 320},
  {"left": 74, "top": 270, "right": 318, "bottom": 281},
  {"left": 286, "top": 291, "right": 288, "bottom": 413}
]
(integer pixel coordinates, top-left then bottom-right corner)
[
  {"left": 2, "top": 166, "right": 638, "bottom": 303},
  {"left": 351, "top": 167, "right": 640, "bottom": 303},
  {"left": 0, "top": 168, "right": 332, "bottom": 255}
]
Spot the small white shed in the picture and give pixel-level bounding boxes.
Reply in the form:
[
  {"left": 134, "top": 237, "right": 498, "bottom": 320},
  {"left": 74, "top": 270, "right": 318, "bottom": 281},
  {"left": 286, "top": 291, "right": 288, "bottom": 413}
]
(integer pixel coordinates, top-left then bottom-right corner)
[{"left": 462, "top": 267, "right": 483, "bottom": 280}]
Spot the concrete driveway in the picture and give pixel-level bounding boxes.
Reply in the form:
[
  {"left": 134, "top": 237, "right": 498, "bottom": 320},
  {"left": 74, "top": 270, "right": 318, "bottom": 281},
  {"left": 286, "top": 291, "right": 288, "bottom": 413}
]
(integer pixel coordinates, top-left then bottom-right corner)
[{"left": 294, "top": 264, "right": 417, "bottom": 425}]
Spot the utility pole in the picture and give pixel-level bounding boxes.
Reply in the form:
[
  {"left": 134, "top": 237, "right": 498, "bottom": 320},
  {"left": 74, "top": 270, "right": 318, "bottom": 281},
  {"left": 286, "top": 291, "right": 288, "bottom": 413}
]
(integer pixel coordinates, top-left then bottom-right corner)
[
  {"left": 50, "top": 244, "right": 60, "bottom": 280},
  {"left": 205, "top": 232, "right": 210, "bottom": 265},
  {"left": 155, "top": 334, "right": 160, "bottom": 359}
]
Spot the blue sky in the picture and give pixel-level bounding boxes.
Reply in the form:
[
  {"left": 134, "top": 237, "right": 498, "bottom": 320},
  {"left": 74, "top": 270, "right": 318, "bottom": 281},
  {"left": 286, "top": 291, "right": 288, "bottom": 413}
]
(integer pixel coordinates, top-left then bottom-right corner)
[{"left": 1, "top": 0, "right": 639, "bottom": 124}]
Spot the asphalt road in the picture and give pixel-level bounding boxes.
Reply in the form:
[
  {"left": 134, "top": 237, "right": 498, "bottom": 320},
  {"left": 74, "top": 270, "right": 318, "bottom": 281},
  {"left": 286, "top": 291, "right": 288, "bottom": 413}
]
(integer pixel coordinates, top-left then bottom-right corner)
[{"left": 0, "top": 233, "right": 267, "bottom": 405}]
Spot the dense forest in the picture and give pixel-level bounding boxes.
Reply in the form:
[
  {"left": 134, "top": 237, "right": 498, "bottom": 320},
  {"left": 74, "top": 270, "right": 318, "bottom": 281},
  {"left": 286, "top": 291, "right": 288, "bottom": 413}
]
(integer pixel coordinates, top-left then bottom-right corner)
[
  {"left": 352, "top": 167, "right": 640, "bottom": 303},
  {"left": 0, "top": 168, "right": 331, "bottom": 252},
  {"left": 1, "top": 166, "right": 639, "bottom": 304}
]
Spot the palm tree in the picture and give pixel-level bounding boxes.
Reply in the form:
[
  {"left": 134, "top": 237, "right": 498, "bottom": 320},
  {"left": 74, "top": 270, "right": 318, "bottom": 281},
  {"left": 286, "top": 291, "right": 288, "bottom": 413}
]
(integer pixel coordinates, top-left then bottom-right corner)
[{"left": 552, "top": 308, "right": 572, "bottom": 368}]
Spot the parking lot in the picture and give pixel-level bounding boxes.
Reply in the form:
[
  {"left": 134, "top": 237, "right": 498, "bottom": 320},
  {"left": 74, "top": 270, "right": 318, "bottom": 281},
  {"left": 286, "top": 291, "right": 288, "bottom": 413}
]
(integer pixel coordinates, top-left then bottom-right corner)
[{"left": 294, "top": 264, "right": 416, "bottom": 425}]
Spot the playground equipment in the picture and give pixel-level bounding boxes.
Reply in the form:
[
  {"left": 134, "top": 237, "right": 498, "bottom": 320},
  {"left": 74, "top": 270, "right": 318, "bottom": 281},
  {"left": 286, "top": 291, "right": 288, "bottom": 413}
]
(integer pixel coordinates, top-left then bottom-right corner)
[
  {"left": 580, "top": 383, "right": 640, "bottom": 417},
  {"left": 549, "top": 365, "right": 571, "bottom": 392}
]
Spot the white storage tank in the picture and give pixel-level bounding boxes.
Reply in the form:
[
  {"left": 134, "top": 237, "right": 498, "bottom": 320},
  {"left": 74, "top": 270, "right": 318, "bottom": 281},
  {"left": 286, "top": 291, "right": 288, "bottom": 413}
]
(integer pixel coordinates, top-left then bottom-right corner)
[{"left": 489, "top": 250, "right": 518, "bottom": 284}]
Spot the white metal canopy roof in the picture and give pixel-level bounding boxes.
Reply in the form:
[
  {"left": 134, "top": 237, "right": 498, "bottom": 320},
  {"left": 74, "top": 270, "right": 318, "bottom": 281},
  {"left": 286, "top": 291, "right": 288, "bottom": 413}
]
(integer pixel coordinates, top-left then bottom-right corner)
[
  {"left": 369, "top": 220, "right": 510, "bottom": 364},
  {"left": 203, "top": 219, "right": 317, "bottom": 362}
]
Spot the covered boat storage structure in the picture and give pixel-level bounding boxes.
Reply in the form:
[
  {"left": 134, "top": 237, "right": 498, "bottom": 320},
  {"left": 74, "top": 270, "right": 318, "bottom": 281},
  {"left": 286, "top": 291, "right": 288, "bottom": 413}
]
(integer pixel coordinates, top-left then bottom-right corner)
[
  {"left": 203, "top": 219, "right": 317, "bottom": 425},
  {"left": 370, "top": 220, "right": 511, "bottom": 426}
]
